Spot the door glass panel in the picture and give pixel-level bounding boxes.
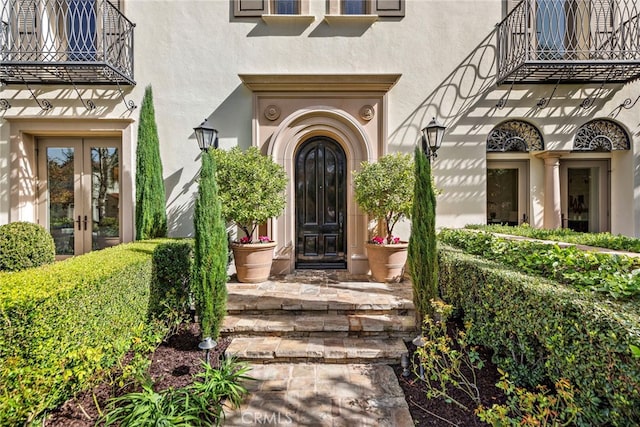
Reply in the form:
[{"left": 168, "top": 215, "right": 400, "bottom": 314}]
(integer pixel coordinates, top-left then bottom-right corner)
[
  {"left": 537, "top": 0, "right": 566, "bottom": 59},
  {"left": 325, "top": 151, "right": 337, "bottom": 224},
  {"left": 91, "top": 147, "right": 120, "bottom": 250},
  {"left": 567, "top": 168, "right": 598, "bottom": 232},
  {"left": 67, "top": 0, "right": 97, "bottom": 60},
  {"left": 487, "top": 168, "right": 519, "bottom": 225},
  {"left": 47, "top": 147, "right": 75, "bottom": 256}
]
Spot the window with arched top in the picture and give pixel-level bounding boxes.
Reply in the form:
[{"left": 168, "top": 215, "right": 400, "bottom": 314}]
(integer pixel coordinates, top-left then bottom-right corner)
[
  {"left": 486, "top": 120, "right": 544, "bottom": 152},
  {"left": 573, "top": 119, "right": 630, "bottom": 152}
]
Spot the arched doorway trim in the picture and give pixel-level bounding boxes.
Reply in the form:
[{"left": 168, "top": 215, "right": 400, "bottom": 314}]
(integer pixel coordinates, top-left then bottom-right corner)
[{"left": 267, "top": 107, "right": 373, "bottom": 275}]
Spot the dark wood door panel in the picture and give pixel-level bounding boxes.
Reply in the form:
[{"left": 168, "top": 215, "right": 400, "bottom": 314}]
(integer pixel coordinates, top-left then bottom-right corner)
[{"left": 295, "top": 137, "right": 346, "bottom": 269}]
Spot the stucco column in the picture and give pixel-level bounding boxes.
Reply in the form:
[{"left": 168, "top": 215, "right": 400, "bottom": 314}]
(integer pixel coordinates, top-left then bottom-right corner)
[{"left": 543, "top": 156, "right": 562, "bottom": 229}]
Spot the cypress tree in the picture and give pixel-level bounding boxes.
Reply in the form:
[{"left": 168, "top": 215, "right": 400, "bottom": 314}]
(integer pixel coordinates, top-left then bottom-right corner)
[
  {"left": 135, "top": 85, "right": 167, "bottom": 240},
  {"left": 408, "top": 146, "right": 438, "bottom": 319},
  {"left": 193, "top": 151, "right": 228, "bottom": 339}
]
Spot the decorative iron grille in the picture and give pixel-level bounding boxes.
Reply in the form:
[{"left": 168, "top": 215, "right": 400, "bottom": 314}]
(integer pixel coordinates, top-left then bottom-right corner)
[
  {"left": 0, "top": 0, "right": 135, "bottom": 85},
  {"left": 487, "top": 120, "right": 544, "bottom": 152},
  {"left": 497, "top": 0, "right": 640, "bottom": 84},
  {"left": 574, "top": 119, "right": 630, "bottom": 150}
]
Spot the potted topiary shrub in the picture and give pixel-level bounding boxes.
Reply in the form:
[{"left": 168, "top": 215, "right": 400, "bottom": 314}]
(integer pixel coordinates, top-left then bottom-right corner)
[
  {"left": 353, "top": 153, "right": 414, "bottom": 282},
  {"left": 213, "top": 146, "right": 287, "bottom": 283}
]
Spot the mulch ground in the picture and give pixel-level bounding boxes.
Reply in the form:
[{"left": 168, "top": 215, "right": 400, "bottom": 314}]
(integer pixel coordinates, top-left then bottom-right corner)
[{"left": 45, "top": 321, "right": 506, "bottom": 426}]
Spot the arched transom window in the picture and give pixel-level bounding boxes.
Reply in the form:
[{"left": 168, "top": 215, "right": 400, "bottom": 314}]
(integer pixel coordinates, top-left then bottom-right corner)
[
  {"left": 487, "top": 120, "right": 544, "bottom": 152},
  {"left": 574, "top": 119, "right": 630, "bottom": 152}
]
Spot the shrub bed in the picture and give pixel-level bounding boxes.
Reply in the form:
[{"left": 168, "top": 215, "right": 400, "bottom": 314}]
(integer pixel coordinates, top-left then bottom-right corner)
[
  {"left": 438, "top": 245, "right": 640, "bottom": 426},
  {"left": 439, "top": 228, "right": 640, "bottom": 299},
  {"left": 466, "top": 224, "right": 640, "bottom": 253},
  {"left": 0, "top": 239, "right": 169, "bottom": 425}
]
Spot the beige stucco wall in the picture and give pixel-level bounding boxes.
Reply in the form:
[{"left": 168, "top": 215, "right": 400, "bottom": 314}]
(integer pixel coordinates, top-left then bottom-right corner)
[{"left": 1, "top": 0, "right": 640, "bottom": 264}]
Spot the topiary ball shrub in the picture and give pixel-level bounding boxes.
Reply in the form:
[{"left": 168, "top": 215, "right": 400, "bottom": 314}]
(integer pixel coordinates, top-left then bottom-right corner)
[{"left": 0, "top": 222, "right": 56, "bottom": 272}]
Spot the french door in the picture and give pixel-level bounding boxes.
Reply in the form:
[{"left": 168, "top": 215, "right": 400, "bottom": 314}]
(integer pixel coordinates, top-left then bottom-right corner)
[
  {"left": 560, "top": 160, "right": 609, "bottom": 233},
  {"left": 38, "top": 138, "right": 121, "bottom": 257},
  {"left": 486, "top": 160, "right": 530, "bottom": 225}
]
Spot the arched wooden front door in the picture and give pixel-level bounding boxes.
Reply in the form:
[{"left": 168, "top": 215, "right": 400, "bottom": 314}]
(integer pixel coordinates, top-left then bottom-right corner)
[{"left": 295, "top": 137, "right": 347, "bottom": 269}]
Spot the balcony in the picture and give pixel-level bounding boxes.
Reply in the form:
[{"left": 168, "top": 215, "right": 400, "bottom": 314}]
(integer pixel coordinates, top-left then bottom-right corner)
[
  {"left": 497, "top": 0, "right": 640, "bottom": 84},
  {"left": 1, "top": 0, "right": 135, "bottom": 85}
]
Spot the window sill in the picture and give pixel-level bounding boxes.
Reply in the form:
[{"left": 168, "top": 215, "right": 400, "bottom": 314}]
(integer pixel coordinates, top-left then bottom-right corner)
[
  {"left": 323, "top": 14, "right": 378, "bottom": 25},
  {"left": 261, "top": 14, "right": 315, "bottom": 25}
]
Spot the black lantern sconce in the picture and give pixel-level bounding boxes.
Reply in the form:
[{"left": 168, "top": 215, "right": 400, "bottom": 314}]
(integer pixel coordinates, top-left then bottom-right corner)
[
  {"left": 193, "top": 118, "right": 219, "bottom": 152},
  {"left": 421, "top": 117, "right": 446, "bottom": 160}
]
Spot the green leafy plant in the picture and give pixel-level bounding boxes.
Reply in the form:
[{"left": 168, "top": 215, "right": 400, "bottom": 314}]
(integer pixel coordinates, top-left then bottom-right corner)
[
  {"left": 353, "top": 153, "right": 414, "bottom": 244},
  {"left": 0, "top": 239, "right": 169, "bottom": 425},
  {"left": 102, "top": 358, "right": 251, "bottom": 427},
  {"left": 476, "top": 370, "right": 581, "bottom": 426},
  {"left": 439, "top": 228, "right": 640, "bottom": 299},
  {"left": 466, "top": 224, "right": 640, "bottom": 253},
  {"left": 193, "top": 151, "right": 228, "bottom": 339},
  {"left": 149, "top": 240, "right": 194, "bottom": 336},
  {"left": 135, "top": 85, "right": 168, "bottom": 240},
  {"left": 438, "top": 244, "right": 640, "bottom": 424},
  {"left": 414, "top": 299, "right": 484, "bottom": 411},
  {"left": 213, "top": 147, "right": 287, "bottom": 241},
  {"left": 409, "top": 147, "right": 438, "bottom": 318},
  {"left": 0, "top": 222, "right": 55, "bottom": 272}
]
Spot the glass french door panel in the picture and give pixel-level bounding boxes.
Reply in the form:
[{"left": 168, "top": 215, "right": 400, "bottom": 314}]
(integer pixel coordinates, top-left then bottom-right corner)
[
  {"left": 88, "top": 145, "right": 120, "bottom": 250},
  {"left": 46, "top": 146, "right": 77, "bottom": 255},
  {"left": 567, "top": 168, "right": 599, "bottom": 232},
  {"left": 487, "top": 168, "right": 519, "bottom": 225},
  {"left": 561, "top": 161, "right": 609, "bottom": 233}
]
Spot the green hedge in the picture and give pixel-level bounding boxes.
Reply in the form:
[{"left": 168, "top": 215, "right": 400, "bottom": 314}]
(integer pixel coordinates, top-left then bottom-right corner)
[
  {"left": 149, "top": 240, "right": 194, "bottom": 322},
  {"left": 466, "top": 224, "right": 640, "bottom": 253},
  {"left": 0, "top": 240, "right": 168, "bottom": 426},
  {"left": 439, "top": 228, "right": 640, "bottom": 299},
  {"left": 438, "top": 245, "right": 640, "bottom": 426},
  {"left": 0, "top": 222, "right": 55, "bottom": 272}
]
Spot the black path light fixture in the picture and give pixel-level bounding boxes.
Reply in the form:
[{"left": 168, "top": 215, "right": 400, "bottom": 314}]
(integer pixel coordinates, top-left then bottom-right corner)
[
  {"left": 421, "top": 117, "right": 446, "bottom": 160},
  {"left": 198, "top": 336, "right": 217, "bottom": 365},
  {"left": 193, "top": 118, "right": 219, "bottom": 152}
]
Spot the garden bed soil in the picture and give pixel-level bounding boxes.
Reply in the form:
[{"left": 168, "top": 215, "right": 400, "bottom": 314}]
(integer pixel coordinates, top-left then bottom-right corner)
[{"left": 46, "top": 322, "right": 506, "bottom": 426}]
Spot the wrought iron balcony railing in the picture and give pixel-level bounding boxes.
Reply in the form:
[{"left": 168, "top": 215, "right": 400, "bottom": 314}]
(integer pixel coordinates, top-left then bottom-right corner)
[
  {"left": 1, "top": 0, "right": 135, "bottom": 85},
  {"left": 497, "top": 0, "right": 640, "bottom": 84}
]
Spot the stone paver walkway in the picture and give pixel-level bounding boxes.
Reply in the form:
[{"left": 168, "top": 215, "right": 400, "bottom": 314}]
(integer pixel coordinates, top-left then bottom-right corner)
[
  {"left": 223, "top": 363, "right": 413, "bottom": 427},
  {"left": 222, "top": 271, "right": 416, "bottom": 426}
]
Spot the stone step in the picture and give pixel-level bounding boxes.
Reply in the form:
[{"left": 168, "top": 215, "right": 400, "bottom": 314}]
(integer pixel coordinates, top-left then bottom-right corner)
[
  {"left": 226, "top": 280, "right": 414, "bottom": 315},
  {"left": 221, "top": 313, "right": 417, "bottom": 338},
  {"left": 224, "top": 336, "right": 408, "bottom": 364}
]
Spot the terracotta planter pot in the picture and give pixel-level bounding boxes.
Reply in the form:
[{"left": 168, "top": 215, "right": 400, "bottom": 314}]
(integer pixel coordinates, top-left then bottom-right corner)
[
  {"left": 231, "top": 241, "right": 277, "bottom": 283},
  {"left": 366, "top": 242, "right": 409, "bottom": 283}
]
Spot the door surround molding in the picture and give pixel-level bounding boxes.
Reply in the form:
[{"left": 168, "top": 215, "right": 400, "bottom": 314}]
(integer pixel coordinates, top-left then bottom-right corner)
[
  {"left": 267, "top": 107, "right": 372, "bottom": 275},
  {"left": 5, "top": 118, "right": 134, "bottom": 243}
]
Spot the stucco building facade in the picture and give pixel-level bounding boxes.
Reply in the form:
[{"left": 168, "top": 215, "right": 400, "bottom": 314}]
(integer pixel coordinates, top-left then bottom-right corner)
[{"left": 1, "top": 0, "right": 639, "bottom": 275}]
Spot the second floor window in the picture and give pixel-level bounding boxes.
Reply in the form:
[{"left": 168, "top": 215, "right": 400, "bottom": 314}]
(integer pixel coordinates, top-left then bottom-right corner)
[
  {"left": 274, "top": 0, "right": 298, "bottom": 14},
  {"left": 343, "top": 0, "right": 367, "bottom": 14}
]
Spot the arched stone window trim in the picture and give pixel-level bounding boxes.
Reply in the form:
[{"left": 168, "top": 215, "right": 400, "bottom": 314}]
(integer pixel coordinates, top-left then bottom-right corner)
[
  {"left": 573, "top": 119, "right": 630, "bottom": 152},
  {"left": 487, "top": 120, "right": 544, "bottom": 152}
]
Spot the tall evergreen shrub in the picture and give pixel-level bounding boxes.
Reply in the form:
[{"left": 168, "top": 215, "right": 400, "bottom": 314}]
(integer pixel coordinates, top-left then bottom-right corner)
[
  {"left": 193, "top": 151, "right": 228, "bottom": 339},
  {"left": 408, "top": 147, "right": 438, "bottom": 318},
  {"left": 135, "top": 86, "right": 167, "bottom": 240}
]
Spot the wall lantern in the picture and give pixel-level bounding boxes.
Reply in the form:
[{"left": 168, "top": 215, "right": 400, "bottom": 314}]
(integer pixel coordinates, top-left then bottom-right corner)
[
  {"left": 421, "top": 117, "right": 446, "bottom": 160},
  {"left": 193, "top": 118, "right": 219, "bottom": 152}
]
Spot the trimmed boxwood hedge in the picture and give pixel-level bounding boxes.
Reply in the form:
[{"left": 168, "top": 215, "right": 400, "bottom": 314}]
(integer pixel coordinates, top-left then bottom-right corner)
[
  {"left": 438, "top": 245, "right": 640, "bottom": 426},
  {"left": 0, "top": 239, "right": 170, "bottom": 425},
  {"left": 0, "top": 222, "right": 55, "bottom": 272}
]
